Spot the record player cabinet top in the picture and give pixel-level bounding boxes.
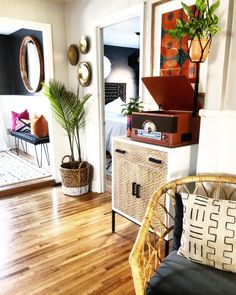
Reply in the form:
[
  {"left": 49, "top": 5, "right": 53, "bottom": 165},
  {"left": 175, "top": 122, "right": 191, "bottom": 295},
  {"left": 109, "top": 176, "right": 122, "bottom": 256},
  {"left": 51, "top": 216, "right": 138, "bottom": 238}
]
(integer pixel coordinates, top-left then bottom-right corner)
[{"left": 142, "top": 75, "right": 202, "bottom": 112}]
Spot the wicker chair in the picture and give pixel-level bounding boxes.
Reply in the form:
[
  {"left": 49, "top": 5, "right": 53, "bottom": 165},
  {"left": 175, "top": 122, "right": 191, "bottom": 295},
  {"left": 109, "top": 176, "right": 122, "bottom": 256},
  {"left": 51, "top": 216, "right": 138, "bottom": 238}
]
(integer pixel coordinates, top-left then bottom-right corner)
[{"left": 129, "top": 175, "right": 236, "bottom": 295}]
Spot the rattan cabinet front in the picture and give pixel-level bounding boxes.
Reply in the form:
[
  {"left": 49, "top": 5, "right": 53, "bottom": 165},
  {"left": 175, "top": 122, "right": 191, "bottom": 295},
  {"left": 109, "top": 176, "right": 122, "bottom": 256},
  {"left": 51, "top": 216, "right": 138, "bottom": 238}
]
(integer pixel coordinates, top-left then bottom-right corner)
[{"left": 113, "top": 139, "right": 168, "bottom": 222}]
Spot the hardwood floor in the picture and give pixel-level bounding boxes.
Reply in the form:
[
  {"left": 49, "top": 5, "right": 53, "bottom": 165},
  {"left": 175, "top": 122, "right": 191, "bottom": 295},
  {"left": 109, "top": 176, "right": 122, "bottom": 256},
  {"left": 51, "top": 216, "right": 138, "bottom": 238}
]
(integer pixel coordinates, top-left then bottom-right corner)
[
  {"left": 0, "top": 177, "right": 55, "bottom": 198},
  {"left": 0, "top": 187, "right": 139, "bottom": 294}
]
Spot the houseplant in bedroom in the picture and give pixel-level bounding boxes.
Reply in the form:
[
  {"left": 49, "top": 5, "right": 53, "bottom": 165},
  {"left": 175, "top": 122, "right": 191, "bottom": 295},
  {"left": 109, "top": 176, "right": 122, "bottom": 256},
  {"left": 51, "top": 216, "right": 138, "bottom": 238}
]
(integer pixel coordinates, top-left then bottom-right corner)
[
  {"left": 121, "top": 97, "right": 143, "bottom": 137},
  {"left": 43, "top": 80, "right": 92, "bottom": 196},
  {"left": 169, "top": 0, "right": 220, "bottom": 62}
]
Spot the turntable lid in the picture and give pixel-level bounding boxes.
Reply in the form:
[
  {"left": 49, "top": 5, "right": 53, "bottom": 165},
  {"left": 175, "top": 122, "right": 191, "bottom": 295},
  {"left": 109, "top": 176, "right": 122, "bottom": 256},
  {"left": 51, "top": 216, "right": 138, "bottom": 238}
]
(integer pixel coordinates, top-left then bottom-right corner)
[{"left": 142, "top": 75, "right": 201, "bottom": 111}]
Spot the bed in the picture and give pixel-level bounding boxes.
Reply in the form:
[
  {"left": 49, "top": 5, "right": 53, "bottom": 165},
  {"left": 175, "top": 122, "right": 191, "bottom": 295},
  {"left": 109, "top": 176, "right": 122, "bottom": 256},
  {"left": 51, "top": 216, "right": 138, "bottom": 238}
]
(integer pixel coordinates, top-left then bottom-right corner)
[{"left": 105, "top": 82, "right": 127, "bottom": 154}]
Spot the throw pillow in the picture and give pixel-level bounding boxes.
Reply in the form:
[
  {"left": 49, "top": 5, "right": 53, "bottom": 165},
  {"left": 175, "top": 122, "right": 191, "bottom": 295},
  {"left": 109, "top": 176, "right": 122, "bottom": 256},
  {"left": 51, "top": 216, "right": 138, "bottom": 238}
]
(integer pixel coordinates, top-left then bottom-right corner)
[
  {"left": 105, "top": 97, "right": 124, "bottom": 114},
  {"left": 171, "top": 193, "right": 183, "bottom": 251},
  {"left": 15, "top": 118, "right": 31, "bottom": 133},
  {"left": 31, "top": 114, "right": 48, "bottom": 138},
  {"left": 11, "top": 109, "right": 29, "bottom": 131},
  {"left": 178, "top": 193, "right": 236, "bottom": 273}
]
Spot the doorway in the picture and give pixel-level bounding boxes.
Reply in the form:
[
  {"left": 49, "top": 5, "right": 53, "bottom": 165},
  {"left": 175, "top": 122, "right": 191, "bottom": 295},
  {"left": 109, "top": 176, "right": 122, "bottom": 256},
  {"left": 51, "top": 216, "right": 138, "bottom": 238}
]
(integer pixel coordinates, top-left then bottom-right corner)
[
  {"left": 94, "top": 4, "right": 145, "bottom": 193},
  {"left": 103, "top": 17, "right": 141, "bottom": 192},
  {"left": 0, "top": 17, "right": 55, "bottom": 193}
]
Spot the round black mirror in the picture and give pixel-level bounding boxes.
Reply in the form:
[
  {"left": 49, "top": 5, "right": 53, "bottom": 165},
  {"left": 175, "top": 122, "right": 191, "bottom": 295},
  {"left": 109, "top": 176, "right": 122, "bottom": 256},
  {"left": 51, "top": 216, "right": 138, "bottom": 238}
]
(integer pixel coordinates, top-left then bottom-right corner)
[{"left": 19, "top": 36, "right": 44, "bottom": 93}]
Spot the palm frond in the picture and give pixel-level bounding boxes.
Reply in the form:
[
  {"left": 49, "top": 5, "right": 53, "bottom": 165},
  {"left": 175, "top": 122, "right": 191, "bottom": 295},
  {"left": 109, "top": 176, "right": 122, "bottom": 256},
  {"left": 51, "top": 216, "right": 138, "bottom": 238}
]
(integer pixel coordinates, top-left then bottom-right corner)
[{"left": 42, "top": 79, "right": 91, "bottom": 163}]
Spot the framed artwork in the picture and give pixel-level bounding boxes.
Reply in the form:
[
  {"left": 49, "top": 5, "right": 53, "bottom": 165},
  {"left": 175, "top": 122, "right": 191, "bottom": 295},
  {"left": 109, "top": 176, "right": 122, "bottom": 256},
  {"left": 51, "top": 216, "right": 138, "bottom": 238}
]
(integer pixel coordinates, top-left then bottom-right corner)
[{"left": 151, "top": 0, "right": 197, "bottom": 82}]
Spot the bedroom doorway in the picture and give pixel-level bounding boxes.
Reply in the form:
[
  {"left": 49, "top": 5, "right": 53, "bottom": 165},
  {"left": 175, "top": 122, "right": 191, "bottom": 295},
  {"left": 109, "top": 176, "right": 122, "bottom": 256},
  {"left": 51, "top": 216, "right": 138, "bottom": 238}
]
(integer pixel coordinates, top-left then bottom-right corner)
[
  {"left": 94, "top": 3, "right": 145, "bottom": 193},
  {"left": 103, "top": 17, "right": 141, "bottom": 193}
]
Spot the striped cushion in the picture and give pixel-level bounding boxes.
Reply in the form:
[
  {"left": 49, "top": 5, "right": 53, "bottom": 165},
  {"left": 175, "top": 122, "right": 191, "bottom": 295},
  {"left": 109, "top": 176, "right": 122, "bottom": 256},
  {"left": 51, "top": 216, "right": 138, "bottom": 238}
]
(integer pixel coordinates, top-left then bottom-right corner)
[{"left": 178, "top": 193, "right": 236, "bottom": 273}]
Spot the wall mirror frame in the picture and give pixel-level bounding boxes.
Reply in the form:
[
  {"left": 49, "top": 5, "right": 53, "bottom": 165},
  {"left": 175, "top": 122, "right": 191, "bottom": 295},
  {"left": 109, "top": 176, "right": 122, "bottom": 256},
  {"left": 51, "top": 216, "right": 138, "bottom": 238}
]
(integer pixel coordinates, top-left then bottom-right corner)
[{"left": 19, "top": 35, "right": 44, "bottom": 93}]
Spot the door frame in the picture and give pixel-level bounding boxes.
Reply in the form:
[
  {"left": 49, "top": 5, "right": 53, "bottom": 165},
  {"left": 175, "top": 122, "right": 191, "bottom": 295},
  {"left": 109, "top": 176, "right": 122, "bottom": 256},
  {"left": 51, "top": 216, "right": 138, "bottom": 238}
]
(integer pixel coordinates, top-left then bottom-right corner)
[
  {"left": 0, "top": 17, "right": 55, "bottom": 179},
  {"left": 93, "top": 3, "right": 145, "bottom": 193}
]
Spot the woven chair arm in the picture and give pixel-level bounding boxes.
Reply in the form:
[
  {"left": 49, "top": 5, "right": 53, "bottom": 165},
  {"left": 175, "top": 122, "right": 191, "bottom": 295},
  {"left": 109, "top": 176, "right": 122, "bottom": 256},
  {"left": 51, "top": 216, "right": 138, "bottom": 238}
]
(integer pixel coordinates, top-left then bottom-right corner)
[
  {"left": 129, "top": 182, "right": 176, "bottom": 295},
  {"left": 130, "top": 174, "right": 236, "bottom": 295}
]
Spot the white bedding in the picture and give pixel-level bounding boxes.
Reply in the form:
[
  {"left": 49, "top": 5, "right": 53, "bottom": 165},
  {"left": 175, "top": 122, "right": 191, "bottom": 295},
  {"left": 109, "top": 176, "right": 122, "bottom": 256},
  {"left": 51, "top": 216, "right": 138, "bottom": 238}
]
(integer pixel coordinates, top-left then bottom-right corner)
[{"left": 105, "top": 98, "right": 127, "bottom": 154}]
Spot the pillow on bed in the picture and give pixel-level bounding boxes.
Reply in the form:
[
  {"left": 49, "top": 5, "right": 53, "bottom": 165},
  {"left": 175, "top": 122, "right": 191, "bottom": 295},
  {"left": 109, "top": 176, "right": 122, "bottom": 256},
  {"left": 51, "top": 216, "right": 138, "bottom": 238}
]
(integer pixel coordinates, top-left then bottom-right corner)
[{"left": 105, "top": 97, "right": 124, "bottom": 114}]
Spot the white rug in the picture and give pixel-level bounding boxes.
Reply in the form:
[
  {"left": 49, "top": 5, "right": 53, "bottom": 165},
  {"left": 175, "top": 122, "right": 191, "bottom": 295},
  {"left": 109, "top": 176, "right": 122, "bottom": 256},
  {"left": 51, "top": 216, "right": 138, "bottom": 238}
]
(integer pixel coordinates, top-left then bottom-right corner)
[{"left": 0, "top": 151, "right": 51, "bottom": 187}]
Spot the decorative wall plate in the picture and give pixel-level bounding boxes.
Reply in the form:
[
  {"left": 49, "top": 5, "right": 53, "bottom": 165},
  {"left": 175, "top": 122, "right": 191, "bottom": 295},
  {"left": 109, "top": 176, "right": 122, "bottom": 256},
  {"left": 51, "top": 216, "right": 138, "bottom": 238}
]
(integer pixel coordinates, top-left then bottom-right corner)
[
  {"left": 79, "top": 36, "right": 89, "bottom": 54},
  {"left": 68, "top": 44, "right": 79, "bottom": 65},
  {"left": 78, "top": 62, "right": 91, "bottom": 87}
]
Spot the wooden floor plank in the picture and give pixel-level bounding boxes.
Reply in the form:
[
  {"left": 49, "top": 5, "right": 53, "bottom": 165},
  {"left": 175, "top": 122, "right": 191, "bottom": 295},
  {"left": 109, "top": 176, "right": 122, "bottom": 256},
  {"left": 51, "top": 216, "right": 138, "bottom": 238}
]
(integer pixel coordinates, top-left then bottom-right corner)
[{"left": 0, "top": 187, "right": 138, "bottom": 294}]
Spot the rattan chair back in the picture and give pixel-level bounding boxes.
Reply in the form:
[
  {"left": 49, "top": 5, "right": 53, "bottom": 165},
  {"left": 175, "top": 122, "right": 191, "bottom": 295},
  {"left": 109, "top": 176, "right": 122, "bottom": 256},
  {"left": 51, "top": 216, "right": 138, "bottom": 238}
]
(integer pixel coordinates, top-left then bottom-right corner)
[{"left": 129, "top": 175, "right": 236, "bottom": 295}]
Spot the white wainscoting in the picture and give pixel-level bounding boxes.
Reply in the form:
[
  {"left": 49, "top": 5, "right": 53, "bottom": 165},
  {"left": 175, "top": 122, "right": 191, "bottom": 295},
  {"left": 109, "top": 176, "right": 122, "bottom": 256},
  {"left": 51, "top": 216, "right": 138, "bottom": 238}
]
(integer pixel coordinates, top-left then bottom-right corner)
[{"left": 197, "top": 109, "right": 236, "bottom": 175}]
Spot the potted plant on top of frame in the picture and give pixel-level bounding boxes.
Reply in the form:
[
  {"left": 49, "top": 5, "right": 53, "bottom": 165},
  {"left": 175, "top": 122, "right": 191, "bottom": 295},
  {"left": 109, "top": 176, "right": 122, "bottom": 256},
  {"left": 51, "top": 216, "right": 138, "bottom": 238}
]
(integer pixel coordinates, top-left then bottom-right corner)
[
  {"left": 169, "top": 0, "right": 220, "bottom": 62},
  {"left": 121, "top": 97, "right": 143, "bottom": 137},
  {"left": 43, "top": 79, "right": 92, "bottom": 196}
]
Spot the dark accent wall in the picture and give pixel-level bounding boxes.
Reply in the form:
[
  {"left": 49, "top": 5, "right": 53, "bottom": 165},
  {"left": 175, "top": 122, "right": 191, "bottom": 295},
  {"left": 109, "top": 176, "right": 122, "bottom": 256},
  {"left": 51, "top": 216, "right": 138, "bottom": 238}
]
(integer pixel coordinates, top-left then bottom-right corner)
[
  {"left": 104, "top": 45, "right": 139, "bottom": 98},
  {"left": 0, "top": 29, "right": 43, "bottom": 95},
  {"left": 0, "top": 35, "right": 14, "bottom": 95}
]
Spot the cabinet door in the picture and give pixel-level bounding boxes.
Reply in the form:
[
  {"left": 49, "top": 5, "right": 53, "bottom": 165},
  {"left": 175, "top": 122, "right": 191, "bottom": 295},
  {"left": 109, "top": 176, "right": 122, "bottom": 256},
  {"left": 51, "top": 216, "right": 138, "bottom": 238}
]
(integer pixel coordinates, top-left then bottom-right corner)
[{"left": 113, "top": 140, "right": 168, "bottom": 223}]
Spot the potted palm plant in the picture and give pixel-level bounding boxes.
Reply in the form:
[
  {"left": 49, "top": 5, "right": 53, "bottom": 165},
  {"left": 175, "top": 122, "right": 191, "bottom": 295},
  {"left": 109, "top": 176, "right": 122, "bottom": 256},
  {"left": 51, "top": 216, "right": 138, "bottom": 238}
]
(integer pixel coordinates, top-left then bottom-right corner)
[
  {"left": 43, "top": 79, "right": 92, "bottom": 196},
  {"left": 121, "top": 97, "right": 143, "bottom": 137},
  {"left": 169, "top": 0, "right": 220, "bottom": 62}
]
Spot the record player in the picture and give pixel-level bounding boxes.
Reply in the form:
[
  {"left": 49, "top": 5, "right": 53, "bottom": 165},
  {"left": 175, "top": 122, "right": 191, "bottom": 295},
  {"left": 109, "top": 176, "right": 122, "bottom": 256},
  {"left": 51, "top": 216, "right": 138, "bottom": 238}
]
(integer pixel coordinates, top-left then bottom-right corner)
[{"left": 131, "top": 75, "right": 201, "bottom": 147}]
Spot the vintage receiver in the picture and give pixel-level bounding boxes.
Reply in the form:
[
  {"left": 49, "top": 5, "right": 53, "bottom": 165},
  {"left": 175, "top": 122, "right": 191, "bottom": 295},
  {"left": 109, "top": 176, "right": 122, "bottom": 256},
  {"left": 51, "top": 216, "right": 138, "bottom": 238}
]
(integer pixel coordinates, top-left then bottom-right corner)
[{"left": 131, "top": 76, "right": 201, "bottom": 147}]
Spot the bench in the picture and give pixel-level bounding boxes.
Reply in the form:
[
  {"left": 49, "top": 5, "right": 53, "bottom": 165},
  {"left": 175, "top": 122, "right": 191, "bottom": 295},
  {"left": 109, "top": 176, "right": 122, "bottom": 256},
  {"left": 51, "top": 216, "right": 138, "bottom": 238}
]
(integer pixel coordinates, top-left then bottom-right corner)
[{"left": 10, "top": 131, "right": 50, "bottom": 168}]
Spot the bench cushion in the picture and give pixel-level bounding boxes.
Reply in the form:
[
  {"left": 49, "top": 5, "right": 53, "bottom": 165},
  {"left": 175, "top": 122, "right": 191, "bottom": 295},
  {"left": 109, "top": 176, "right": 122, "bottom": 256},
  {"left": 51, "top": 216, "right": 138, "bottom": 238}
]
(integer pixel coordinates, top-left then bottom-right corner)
[
  {"left": 146, "top": 250, "right": 236, "bottom": 295},
  {"left": 10, "top": 131, "right": 49, "bottom": 145}
]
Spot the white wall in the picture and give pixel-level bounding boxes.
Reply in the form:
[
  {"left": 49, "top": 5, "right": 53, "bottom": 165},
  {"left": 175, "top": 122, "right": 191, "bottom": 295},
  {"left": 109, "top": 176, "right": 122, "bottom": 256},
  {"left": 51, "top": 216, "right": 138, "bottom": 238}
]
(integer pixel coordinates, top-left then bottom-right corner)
[
  {"left": 64, "top": 0, "right": 236, "bottom": 191},
  {"left": 0, "top": 0, "right": 70, "bottom": 181},
  {"left": 65, "top": 0, "right": 144, "bottom": 191},
  {"left": 204, "top": 0, "right": 233, "bottom": 110},
  {"left": 1, "top": 0, "right": 235, "bottom": 188},
  {"left": 224, "top": 0, "right": 236, "bottom": 109},
  {"left": 196, "top": 1, "right": 236, "bottom": 175},
  {"left": 197, "top": 110, "right": 236, "bottom": 175}
]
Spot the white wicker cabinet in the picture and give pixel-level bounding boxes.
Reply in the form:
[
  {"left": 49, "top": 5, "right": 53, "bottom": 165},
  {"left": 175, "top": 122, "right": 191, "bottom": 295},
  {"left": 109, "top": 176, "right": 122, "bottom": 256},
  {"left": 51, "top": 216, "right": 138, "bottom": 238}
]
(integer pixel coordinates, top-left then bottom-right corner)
[{"left": 112, "top": 136, "right": 198, "bottom": 231}]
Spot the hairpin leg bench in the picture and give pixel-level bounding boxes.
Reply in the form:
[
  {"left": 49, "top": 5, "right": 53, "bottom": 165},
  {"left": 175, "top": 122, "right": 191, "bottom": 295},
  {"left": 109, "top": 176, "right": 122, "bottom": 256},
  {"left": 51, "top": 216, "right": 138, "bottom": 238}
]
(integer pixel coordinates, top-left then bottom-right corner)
[{"left": 10, "top": 131, "right": 50, "bottom": 168}]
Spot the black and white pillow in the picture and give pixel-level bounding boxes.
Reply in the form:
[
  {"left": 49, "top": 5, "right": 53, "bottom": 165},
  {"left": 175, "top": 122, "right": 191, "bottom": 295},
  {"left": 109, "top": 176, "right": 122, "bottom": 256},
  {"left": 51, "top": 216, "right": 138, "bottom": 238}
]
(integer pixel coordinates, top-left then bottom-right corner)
[
  {"left": 178, "top": 193, "right": 236, "bottom": 273},
  {"left": 15, "top": 118, "right": 31, "bottom": 133}
]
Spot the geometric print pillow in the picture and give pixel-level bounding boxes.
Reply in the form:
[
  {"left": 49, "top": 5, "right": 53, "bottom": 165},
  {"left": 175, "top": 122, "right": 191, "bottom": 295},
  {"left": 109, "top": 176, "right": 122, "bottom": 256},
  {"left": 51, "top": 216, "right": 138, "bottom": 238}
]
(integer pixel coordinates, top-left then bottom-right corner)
[
  {"left": 15, "top": 118, "right": 31, "bottom": 133},
  {"left": 178, "top": 193, "right": 236, "bottom": 273}
]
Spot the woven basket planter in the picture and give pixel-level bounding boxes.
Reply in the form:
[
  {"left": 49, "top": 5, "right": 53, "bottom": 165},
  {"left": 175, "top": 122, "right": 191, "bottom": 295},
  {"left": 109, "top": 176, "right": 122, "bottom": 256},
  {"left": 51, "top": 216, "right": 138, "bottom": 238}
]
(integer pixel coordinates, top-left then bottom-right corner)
[{"left": 60, "top": 157, "right": 90, "bottom": 196}]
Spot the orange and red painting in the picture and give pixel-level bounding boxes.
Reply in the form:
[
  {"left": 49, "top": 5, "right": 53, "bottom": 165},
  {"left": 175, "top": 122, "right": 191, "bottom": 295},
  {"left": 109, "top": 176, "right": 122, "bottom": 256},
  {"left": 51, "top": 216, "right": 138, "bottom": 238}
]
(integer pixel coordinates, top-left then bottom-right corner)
[{"left": 160, "top": 6, "right": 197, "bottom": 82}]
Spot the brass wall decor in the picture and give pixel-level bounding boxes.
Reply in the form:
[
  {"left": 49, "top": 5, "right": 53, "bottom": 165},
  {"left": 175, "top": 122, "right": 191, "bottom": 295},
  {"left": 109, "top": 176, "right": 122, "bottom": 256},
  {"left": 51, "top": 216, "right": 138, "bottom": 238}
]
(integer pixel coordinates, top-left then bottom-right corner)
[
  {"left": 79, "top": 36, "right": 89, "bottom": 54},
  {"left": 19, "top": 35, "right": 44, "bottom": 93},
  {"left": 78, "top": 62, "right": 91, "bottom": 87},
  {"left": 68, "top": 44, "right": 79, "bottom": 65}
]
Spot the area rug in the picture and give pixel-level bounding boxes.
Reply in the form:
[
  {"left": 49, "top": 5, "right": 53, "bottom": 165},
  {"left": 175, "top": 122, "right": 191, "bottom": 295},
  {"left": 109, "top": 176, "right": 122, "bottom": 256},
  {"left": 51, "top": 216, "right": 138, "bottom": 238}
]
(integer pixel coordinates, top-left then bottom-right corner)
[{"left": 0, "top": 151, "right": 51, "bottom": 187}]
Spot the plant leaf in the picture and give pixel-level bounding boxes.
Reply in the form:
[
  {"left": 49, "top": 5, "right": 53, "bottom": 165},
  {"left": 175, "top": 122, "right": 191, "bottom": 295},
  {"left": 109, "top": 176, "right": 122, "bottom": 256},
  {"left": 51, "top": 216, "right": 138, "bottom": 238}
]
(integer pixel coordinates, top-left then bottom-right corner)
[
  {"left": 181, "top": 2, "right": 192, "bottom": 19},
  {"left": 42, "top": 79, "right": 91, "bottom": 163},
  {"left": 210, "top": 0, "right": 220, "bottom": 15},
  {"left": 196, "top": 0, "right": 207, "bottom": 12}
]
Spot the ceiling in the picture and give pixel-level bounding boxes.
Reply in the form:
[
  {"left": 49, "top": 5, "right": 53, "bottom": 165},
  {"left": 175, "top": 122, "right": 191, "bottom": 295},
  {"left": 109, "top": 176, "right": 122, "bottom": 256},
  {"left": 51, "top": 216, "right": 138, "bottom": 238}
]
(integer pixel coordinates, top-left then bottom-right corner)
[
  {"left": 50, "top": 0, "right": 72, "bottom": 2},
  {"left": 103, "top": 16, "right": 140, "bottom": 49},
  {"left": 0, "top": 10, "right": 140, "bottom": 49}
]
